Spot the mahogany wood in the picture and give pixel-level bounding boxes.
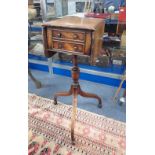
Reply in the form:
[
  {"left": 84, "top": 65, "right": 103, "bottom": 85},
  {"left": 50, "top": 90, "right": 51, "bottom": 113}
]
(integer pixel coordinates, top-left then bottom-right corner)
[
  {"left": 42, "top": 17, "right": 104, "bottom": 144},
  {"left": 53, "top": 40, "right": 84, "bottom": 53},
  {"left": 52, "top": 29, "right": 85, "bottom": 41},
  {"left": 42, "top": 16, "right": 105, "bottom": 64}
]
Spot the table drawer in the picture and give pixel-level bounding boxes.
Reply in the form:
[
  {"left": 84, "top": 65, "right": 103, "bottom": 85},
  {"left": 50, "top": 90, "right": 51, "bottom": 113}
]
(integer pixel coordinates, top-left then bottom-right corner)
[
  {"left": 53, "top": 41, "right": 84, "bottom": 53},
  {"left": 52, "top": 29, "right": 85, "bottom": 41}
]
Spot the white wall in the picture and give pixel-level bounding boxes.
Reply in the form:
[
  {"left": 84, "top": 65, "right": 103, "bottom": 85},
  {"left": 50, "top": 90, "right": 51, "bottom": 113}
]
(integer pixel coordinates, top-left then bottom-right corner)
[
  {"left": 33, "top": 0, "right": 55, "bottom": 3},
  {"left": 55, "top": 0, "right": 62, "bottom": 17},
  {"left": 68, "top": 0, "right": 94, "bottom": 15},
  {"left": 68, "top": 1, "right": 76, "bottom": 15}
]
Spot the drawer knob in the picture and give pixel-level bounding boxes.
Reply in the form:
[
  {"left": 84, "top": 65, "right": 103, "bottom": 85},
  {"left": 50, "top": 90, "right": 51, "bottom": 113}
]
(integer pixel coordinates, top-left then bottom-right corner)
[
  {"left": 58, "top": 43, "right": 63, "bottom": 49},
  {"left": 57, "top": 33, "right": 61, "bottom": 38},
  {"left": 73, "top": 34, "right": 78, "bottom": 39},
  {"left": 74, "top": 46, "right": 78, "bottom": 51}
]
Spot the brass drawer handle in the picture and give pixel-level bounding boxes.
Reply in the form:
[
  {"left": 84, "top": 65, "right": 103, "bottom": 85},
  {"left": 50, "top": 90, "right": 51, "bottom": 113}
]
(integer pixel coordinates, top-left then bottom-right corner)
[
  {"left": 58, "top": 43, "right": 63, "bottom": 49},
  {"left": 73, "top": 34, "right": 78, "bottom": 39},
  {"left": 74, "top": 46, "right": 78, "bottom": 51},
  {"left": 57, "top": 33, "right": 61, "bottom": 38}
]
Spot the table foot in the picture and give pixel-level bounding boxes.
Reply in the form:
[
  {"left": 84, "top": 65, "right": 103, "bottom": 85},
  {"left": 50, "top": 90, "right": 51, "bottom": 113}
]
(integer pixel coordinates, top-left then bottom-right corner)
[{"left": 78, "top": 87, "right": 102, "bottom": 108}]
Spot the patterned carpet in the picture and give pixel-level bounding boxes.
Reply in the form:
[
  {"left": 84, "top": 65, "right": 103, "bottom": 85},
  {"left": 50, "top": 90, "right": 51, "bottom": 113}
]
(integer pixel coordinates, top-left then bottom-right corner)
[{"left": 28, "top": 94, "right": 126, "bottom": 155}]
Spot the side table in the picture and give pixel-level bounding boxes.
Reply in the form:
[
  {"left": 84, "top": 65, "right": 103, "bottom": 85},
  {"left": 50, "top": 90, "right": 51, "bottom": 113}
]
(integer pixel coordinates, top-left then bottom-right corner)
[{"left": 42, "top": 16, "right": 105, "bottom": 144}]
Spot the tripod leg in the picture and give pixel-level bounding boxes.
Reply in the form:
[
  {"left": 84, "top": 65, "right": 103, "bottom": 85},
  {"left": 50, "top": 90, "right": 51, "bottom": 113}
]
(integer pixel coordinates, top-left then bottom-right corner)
[
  {"left": 78, "top": 87, "right": 102, "bottom": 108},
  {"left": 53, "top": 88, "right": 72, "bottom": 105}
]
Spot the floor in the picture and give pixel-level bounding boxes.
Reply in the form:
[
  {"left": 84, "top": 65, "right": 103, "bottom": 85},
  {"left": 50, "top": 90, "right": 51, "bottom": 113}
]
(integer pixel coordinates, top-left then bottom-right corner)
[{"left": 28, "top": 70, "right": 126, "bottom": 122}]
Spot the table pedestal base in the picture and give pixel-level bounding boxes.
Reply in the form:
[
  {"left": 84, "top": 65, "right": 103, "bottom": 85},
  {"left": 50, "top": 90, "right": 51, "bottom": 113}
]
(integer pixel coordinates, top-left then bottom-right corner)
[{"left": 53, "top": 55, "right": 102, "bottom": 145}]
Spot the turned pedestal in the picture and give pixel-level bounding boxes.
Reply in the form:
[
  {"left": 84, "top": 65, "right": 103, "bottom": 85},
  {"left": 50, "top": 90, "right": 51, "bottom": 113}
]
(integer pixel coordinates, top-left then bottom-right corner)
[{"left": 53, "top": 55, "right": 102, "bottom": 144}]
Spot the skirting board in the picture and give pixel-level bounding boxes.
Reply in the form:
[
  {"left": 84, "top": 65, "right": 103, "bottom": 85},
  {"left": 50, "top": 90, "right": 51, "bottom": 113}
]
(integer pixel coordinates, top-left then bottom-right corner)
[{"left": 28, "top": 54, "right": 126, "bottom": 88}]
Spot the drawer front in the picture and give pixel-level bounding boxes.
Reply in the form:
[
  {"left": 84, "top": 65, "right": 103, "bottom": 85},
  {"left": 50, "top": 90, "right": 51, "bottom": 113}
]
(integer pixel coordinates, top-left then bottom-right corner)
[
  {"left": 53, "top": 41, "right": 84, "bottom": 53},
  {"left": 52, "top": 29, "right": 85, "bottom": 41}
]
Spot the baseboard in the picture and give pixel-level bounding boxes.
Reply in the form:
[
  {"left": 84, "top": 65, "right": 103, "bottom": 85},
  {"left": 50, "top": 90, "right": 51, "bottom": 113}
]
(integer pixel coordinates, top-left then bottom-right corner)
[{"left": 28, "top": 54, "right": 126, "bottom": 88}]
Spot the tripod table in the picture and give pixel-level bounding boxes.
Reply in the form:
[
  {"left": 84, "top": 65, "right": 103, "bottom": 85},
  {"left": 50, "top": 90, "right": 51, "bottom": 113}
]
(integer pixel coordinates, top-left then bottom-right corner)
[{"left": 42, "top": 16, "right": 105, "bottom": 144}]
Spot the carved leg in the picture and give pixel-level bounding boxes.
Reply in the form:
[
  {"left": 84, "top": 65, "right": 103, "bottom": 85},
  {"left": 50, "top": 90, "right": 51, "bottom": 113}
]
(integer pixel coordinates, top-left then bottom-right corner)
[
  {"left": 78, "top": 87, "right": 102, "bottom": 108},
  {"left": 71, "top": 88, "right": 78, "bottom": 145},
  {"left": 53, "top": 88, "right": 72, "bottom": 105}
]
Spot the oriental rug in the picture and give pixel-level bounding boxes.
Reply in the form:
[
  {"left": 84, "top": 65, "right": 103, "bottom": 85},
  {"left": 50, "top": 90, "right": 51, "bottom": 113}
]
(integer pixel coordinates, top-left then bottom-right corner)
[{"left": 28, "top": 94, "right": 126, "bottom": 155}]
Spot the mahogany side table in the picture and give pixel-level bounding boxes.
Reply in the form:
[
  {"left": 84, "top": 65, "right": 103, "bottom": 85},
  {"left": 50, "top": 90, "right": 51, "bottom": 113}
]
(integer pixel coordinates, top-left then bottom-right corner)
[{"left": 42, "top": 16, "right": 105, "bottom": 144}]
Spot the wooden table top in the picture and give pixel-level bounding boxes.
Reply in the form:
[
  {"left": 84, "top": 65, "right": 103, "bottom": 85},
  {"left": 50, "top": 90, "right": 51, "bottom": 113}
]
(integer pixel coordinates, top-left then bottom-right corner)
[{"left": 42, "top": 16, "right": 103, "bottom": 30}]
